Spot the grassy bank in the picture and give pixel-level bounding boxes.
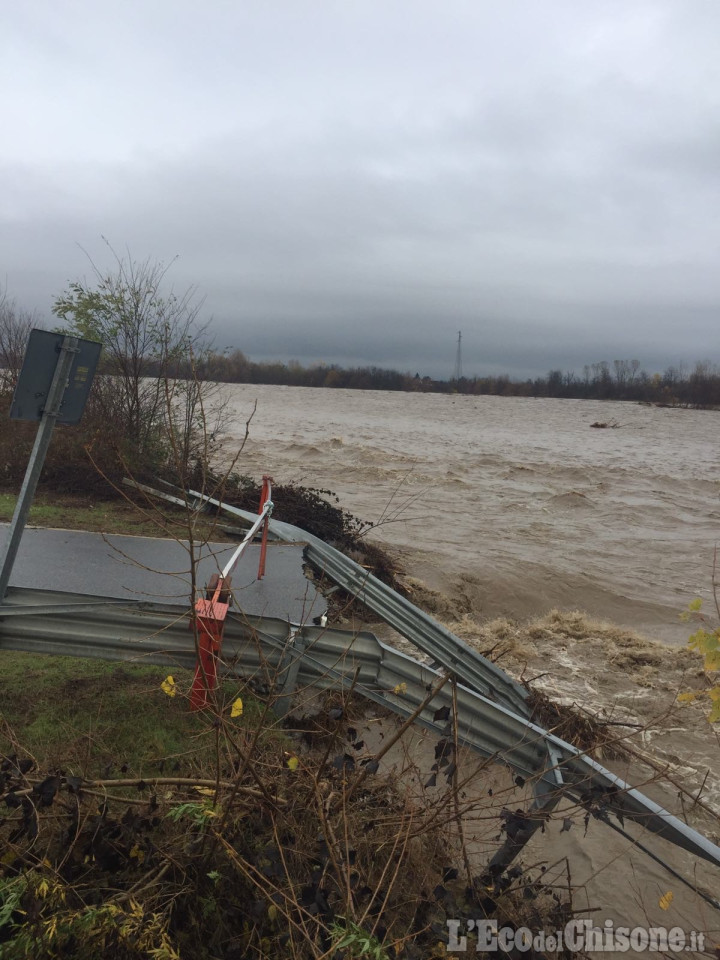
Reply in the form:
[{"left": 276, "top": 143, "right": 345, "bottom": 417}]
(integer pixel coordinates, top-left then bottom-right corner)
[
  {"left": 2, "top": 657, "right": 227, "bottom": 776},
  {"left": 0, "top": 491, "right": 235, "bottom": 543}
]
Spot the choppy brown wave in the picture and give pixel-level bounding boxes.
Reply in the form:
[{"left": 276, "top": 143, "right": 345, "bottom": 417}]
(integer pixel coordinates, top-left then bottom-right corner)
[{"left": 219, "top": 385, "right": 720, "bottom": 646}]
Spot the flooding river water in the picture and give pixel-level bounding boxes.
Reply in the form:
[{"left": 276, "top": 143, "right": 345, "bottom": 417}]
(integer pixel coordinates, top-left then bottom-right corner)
[
  {"left": 218, "top": 385, "right": 719, "bottom": 646},
  {"left": 216, "top": 385, "right": 720, "bottom": 945}
]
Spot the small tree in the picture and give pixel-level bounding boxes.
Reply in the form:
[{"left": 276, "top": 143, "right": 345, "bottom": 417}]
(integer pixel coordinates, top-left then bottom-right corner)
[{"left": 53, "top": 244, "right": 218, "bottom": 480}]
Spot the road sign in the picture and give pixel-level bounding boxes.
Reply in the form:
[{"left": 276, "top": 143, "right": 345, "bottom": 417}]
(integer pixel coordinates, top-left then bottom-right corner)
[
  {"left": 1, "top": 332, "right": 102, "bottom": 600},
  {"left": 10, "top": 328, "right": 102, "bottom": 424}
]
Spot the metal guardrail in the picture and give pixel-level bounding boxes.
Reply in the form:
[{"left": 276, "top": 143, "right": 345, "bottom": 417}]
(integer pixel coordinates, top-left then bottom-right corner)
[
  {"left": 127, "top": 479, "right": 529, "bottom": 717},
  {"left": 120, "top": 479, "right": 720, "bottom": 885},
  {"left": 304, "top": 539, "right": 528, "bottom": 713},
  {"left": 2, "top": 585, "right": 720, "bottom": 877}
]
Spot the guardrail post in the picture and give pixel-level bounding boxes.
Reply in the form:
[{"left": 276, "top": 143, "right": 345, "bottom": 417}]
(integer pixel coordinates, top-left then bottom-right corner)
[
  {"left": 274, "top": 626, "right": 305, "bottom": 717},
  {"left": 486, "top": 793, "right": 562, "bottom": 877},
  {"left": 487, "top": 751, "right": 565, "bottom": 876}
]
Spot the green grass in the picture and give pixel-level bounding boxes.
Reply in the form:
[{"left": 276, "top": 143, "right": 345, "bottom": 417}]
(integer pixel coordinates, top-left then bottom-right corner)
[
  {"left": 0, "top": 493, "right": 273, "bottom": 778},
  {"left": 0, "top": 492, "right": 143, "bottom": 535},
  {"left": 0, "top": 652, "right": 271, "bottom": 777},
  {"left": 0, "top": 491, "right": 234, "bottom": 541}
]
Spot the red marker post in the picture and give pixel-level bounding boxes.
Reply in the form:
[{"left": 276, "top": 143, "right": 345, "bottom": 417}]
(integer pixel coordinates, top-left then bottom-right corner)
[
  {"left": 257, "top": 475, "right": 273, "bottom": 580},
  {"left": 189, "top": 483, "right": 274, "bottom": 711},
  {"left": 190, "top": 574, "right": 230, "bottom": 711}
]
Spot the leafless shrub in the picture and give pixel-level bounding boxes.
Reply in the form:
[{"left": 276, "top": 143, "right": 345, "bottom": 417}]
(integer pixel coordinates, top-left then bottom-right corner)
[{"left": 0, "top": 285, "right": 38, "bottom": 389}]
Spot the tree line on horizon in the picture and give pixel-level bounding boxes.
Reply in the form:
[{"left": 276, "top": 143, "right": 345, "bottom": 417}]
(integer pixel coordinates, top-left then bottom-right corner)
[
  {"left": 185, "top": 350, "right": 720, "bottom": 407},
  {"left": 2, "top": 274, "right": 718, "bottom": 409}
]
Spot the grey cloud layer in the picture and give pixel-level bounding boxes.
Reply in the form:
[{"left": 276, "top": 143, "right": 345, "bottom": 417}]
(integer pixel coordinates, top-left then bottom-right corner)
[{"left": 2, "top": 0, "right": 718, "bottom": 377}]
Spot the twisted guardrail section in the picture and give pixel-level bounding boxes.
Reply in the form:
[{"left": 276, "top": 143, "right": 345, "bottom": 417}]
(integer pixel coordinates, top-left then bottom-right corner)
[{"left": 3, "top": 480, "right": 718, "bottom": 906}]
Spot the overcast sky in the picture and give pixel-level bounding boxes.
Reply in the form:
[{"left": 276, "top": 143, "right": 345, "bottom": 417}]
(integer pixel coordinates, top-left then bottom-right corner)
[{"left": 2, "top": 1, "right": 719, "bottom": 378}]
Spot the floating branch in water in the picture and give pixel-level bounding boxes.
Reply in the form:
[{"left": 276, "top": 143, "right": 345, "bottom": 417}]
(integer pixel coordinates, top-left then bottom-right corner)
[{"left": 590, "top": 419, "right": 620, "bottom": 429}]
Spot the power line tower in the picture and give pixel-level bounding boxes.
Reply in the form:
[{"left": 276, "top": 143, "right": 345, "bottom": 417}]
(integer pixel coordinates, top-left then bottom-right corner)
[{"left": 453, "top": 330, "right": 463, "bottom": 381}]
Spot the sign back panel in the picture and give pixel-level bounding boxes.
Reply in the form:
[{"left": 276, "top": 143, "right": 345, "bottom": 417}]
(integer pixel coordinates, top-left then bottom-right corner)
[{"left": 9, "top": 329, "right": 102, "bottom": 425}]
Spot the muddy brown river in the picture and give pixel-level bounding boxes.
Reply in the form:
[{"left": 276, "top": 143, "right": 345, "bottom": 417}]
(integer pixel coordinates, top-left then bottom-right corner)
[
  {"left": 219, "top": 385, "right": 719, "bottom": 645},
  {"left": 215, "top": 385, "right": 720, "bottom": 949}
]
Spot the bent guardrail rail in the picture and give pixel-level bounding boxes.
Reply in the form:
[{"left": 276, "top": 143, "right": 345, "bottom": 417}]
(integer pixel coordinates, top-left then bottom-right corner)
[{"left": 124, "top": 478, "right": 529, "bottom": 717}]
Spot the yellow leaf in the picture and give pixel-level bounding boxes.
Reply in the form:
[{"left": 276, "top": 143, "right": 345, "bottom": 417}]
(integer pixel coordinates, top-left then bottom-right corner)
[
  {"left": 230, "top": 697, "right": 244, "bottom": 718},
  {"left": 268, "top": 904, "right": 278, "bottom": 922},
  {"left": 688, "top": 628, "right": 710, "bottom": 651},
  {"left": 708, "top": 698, "right": 720, "bottom": 723},
  {"left": 677, "top": 692, "right": 699, "bottom": 703},
  {"left": 194, "top": 786, "right": 215, "bottom": 796},
  {"left": 287, "top": 756, "right": 299, "bottom": 771},
  {"left": 393, "top": 682, "right": 407, "bottom": 695},
  {"left": 705, "top": 650, "right": 720, "bottom": 671},
  {"left": 161, "top": 676, "right": 176, "bottom": 697},
  {"left": 688, "top": 598, "right": 703, "bottom": 612},
  {"left": 129, "top": 844, "right": 145, "bottom": 863},
  {"left": 659, "top": 891, "right": 674, "bottom": 910}
]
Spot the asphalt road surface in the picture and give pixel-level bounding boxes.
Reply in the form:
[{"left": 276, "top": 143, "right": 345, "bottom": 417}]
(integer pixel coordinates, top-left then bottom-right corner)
[{"left": 3, "top": 524, "right": 325, "bottom": 623}]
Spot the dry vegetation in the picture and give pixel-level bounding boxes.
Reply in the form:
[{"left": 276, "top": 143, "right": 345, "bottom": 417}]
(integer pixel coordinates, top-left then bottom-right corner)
[{"left": 1, "top": 666, "right": 586, "bottom": 960}]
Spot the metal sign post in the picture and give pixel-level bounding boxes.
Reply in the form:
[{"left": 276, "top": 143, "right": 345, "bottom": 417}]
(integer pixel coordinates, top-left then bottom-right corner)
[{"left": 0, "top": 331, "right": 101, "bottom": 601}]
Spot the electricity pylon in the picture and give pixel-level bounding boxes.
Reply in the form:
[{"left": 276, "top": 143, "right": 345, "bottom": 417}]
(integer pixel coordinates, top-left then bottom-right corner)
[{"left": 453, "top": 330, "right": 463, "bottom": 381}]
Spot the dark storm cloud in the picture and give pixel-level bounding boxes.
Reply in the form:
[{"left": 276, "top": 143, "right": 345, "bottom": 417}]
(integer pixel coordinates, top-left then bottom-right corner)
[{"left": 1, "top": 0, "right": 719, "bottom": 378}]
